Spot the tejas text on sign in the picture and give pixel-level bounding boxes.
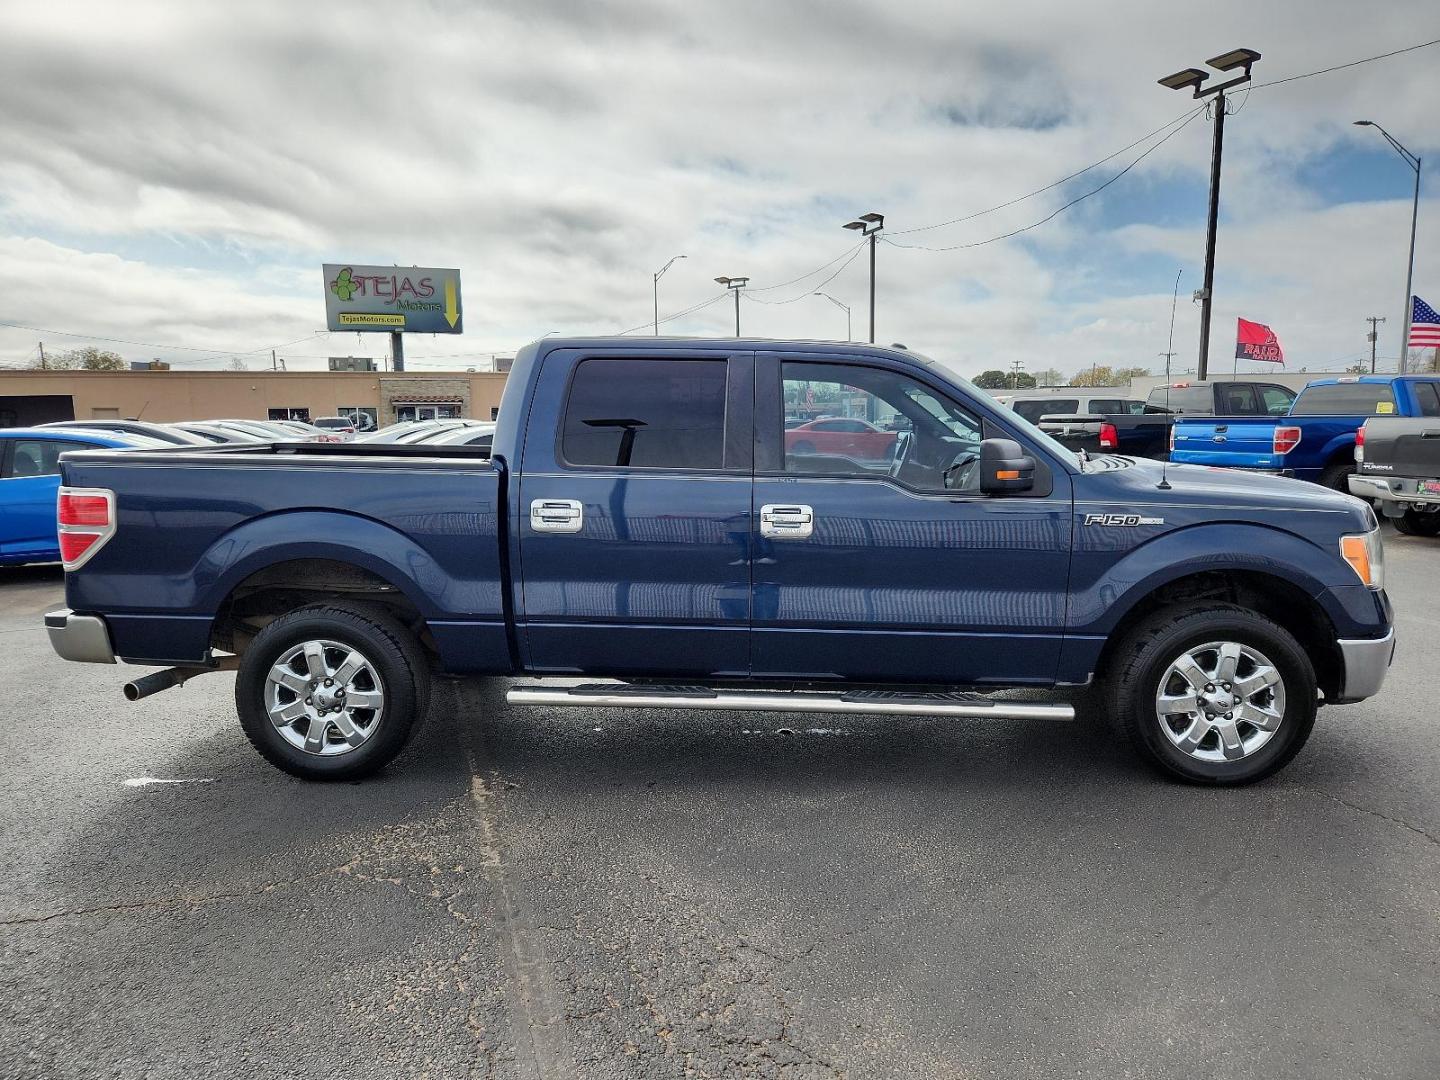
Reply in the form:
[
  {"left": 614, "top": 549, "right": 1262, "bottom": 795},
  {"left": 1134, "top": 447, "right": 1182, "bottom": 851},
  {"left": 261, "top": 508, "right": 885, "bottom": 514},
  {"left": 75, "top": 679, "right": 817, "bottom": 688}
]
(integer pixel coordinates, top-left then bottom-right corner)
[{"left": 323, "top": 264, "right": 463, "bottom": 334}]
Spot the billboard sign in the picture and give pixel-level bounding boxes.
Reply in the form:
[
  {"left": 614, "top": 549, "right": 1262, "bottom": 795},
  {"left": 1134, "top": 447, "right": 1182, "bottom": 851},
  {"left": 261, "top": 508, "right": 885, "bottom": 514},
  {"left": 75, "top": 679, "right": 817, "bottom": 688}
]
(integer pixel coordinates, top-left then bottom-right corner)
[{"left": 323, "top": 264, "right": 462, "bottom": 334}]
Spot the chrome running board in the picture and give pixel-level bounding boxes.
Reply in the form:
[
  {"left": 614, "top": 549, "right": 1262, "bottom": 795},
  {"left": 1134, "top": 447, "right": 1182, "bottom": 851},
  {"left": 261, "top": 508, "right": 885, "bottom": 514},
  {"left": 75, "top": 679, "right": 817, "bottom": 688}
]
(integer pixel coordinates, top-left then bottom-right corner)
[{"left": 505, "top": 683, "right": 1074, "bottom": 721}]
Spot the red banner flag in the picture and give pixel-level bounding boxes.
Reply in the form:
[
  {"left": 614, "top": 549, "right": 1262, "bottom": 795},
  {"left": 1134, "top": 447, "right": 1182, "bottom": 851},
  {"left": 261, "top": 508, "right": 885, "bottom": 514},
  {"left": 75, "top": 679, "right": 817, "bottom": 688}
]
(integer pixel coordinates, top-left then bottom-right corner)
[{"left": 1235, "top": 318, "right": 1284, "bottom": 364}]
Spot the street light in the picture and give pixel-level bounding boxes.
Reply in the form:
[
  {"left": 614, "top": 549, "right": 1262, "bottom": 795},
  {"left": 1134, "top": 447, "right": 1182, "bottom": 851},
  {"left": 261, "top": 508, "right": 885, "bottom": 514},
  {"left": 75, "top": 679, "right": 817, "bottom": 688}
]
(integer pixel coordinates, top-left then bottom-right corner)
[
  {"left": 1354, "top": 120, "right": 1423, "bottom": 373},
  {"left": 843, "top": 211, "right": 884, "bottom": 343},
  {"left": 1159, "top": 47, "right": 1261, "bottom": 379},
  {"left": 652, "top": 254, "right": 686, "bottom": 336},
  {"left": 714, "top": 276, "right": 749, "bottom": 337},
  {"left": 814, "top": 292, "right": 852, "bottom": 341}
]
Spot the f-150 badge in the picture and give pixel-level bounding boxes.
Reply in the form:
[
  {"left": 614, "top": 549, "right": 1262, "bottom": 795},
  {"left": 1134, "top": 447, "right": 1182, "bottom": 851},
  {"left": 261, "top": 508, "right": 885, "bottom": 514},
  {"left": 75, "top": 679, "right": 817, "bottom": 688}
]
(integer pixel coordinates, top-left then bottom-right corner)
[{"left": 1084, "top": 513, "right": 1165, "bottom": 526}]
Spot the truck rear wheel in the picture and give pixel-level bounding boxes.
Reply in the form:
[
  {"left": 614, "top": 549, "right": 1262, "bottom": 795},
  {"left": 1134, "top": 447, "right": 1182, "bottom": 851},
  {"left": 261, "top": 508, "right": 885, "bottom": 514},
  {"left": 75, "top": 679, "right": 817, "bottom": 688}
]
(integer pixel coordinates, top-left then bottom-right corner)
[
  {"left": 1107, "top": 604, "right": 1316, "bottom": 785},
  {"left": 235, "top": 603, "right": 430, "bottom": 780},
  {"left": 1394, "top": 509, "right": 1440, "bottom": 537},
  {"left": 1319, "top": 459, "right": 1355, "bottom": 492}
]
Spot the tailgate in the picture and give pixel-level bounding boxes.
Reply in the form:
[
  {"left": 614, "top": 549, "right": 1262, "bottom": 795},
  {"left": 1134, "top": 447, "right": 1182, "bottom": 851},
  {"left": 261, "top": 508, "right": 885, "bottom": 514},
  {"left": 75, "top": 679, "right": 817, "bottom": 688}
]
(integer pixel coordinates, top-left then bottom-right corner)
[
  {"left": 1360, "top": 417, "right": 1440, "bottom": 478},
  {"left": 1170, "top": 417, "right": 1282, "bottom": 468}
]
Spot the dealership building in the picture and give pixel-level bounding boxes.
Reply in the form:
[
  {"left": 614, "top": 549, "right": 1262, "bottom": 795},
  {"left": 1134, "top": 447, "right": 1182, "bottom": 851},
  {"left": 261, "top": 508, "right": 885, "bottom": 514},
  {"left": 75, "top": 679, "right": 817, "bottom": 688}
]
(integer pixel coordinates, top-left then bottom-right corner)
[{"left": 0, "top": 369, "right": 509, "bottom": 429}]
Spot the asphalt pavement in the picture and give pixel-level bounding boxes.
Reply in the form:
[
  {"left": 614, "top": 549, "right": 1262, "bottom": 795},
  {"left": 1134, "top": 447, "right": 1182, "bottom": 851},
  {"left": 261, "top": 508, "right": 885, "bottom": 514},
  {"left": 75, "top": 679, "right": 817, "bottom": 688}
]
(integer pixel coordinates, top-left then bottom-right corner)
[{"left": 2, "top": 536, "right": 1438, "bottom": 1079}]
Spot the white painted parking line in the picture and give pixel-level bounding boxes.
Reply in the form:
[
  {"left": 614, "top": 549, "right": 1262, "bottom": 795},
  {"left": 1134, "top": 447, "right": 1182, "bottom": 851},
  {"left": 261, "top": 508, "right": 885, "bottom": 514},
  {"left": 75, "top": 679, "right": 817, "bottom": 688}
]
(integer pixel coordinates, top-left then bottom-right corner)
[{"left": 122, "top": 777, "right": 216, "bottom": 788}]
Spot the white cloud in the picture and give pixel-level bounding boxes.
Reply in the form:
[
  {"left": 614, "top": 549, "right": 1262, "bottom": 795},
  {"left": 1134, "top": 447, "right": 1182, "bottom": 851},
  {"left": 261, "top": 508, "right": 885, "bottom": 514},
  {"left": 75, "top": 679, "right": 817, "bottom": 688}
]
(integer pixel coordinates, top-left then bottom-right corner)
[{"left": 0, "top": 0, "right": 1436, "bottom": 377}]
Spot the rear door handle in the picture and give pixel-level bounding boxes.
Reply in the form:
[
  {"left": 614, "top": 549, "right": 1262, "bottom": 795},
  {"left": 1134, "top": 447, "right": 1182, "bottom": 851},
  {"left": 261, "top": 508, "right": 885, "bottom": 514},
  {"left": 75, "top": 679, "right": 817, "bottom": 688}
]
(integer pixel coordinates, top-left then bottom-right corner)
[
  {"left": 760, "top": 503, "right": 814, "bottom": 539},
  {"left": 530, "top": 499, "right": 583, "bottom": 534}
]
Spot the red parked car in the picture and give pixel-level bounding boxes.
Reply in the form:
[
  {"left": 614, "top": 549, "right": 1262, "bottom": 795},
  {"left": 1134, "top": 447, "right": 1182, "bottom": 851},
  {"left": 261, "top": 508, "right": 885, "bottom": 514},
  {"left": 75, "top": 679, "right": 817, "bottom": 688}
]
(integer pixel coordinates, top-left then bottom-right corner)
[{"left": 784, "top": 417, "right": 898, "bottom": 461}]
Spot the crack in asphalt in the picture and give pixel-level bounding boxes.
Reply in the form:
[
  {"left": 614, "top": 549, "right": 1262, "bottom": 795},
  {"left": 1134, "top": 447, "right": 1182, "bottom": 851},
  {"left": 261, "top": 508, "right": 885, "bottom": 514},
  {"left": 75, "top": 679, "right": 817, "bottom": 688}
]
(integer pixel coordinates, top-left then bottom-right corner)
[{"left": 1294, "top": 784, "right": 1440, "bottom": 848}]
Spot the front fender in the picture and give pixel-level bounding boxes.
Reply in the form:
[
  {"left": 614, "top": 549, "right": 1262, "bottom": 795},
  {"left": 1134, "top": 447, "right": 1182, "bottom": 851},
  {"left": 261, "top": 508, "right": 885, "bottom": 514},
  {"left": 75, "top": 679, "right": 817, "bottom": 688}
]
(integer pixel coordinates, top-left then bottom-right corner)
[{"left": 1068, "top": 521, "right": 1358, "bottom": 638}]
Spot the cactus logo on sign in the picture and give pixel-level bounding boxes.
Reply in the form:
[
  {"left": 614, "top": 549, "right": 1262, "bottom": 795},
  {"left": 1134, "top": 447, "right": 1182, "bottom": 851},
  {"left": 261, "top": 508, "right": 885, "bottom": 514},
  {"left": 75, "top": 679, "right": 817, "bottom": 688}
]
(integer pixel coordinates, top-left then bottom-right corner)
[{"left": 323, "top": 263, "right": 463, "bottom": 334}]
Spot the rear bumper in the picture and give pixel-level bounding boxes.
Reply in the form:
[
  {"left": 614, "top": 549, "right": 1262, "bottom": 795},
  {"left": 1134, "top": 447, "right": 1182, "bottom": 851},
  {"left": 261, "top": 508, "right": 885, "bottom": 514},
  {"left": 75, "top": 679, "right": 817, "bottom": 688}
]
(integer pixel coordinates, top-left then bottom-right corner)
[
  {"left": 1332, "top": 628, "right": 1396, "bottom": 704},
  {"left": 1350, "top": 473, "right": 1440, "bottom": 510},
  {"left": 45, "top": 608, "right": 117, "bottom": 665}
]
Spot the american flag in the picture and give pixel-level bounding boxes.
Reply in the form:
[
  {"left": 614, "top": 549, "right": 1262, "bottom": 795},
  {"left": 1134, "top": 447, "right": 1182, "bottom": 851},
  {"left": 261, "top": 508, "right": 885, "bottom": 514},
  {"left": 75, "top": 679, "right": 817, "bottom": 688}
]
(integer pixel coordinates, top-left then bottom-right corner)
[{"left": 1411, "top": 295, "right": 1440, "bottom": 348}]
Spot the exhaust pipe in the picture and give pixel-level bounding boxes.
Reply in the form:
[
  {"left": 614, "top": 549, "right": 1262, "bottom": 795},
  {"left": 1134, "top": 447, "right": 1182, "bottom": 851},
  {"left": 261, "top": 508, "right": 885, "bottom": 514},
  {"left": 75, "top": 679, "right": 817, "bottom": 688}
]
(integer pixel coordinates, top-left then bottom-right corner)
[
  {"left": 122, "top": 655, "right": 239, "bottom": 701},
  {"left": 123, "top": 668, "right": 191, "bottom": 701}
]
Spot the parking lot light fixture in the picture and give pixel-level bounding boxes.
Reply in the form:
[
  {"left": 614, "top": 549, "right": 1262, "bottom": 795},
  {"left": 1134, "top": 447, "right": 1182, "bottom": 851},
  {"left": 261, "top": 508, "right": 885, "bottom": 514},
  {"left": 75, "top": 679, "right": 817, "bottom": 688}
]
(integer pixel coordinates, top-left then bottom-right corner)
[
  {"left": 843, "top": 211, "right": 884, "bottom": 343},
  {"left": 714, "top": 276, "right": 749, "bottom": 336},
  {"left": 1354, "top": 120, "right": 1422, "bottom": 373},
  {"left": 815, "top": 292, "right": 852, "bottom": 341},
  {"left": 653, "top": 254, "right": 686, "bottom": 336},
  {"left": 1159, "top": 47, "right": 1260, "bottom": 379}
]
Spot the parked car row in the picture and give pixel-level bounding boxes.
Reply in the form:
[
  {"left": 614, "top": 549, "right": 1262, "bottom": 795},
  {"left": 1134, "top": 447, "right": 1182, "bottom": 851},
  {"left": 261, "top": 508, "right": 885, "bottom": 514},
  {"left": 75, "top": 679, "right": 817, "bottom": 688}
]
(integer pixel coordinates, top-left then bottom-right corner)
[{"left": 1, "top": 415, "right": 495, "bottom": 567}]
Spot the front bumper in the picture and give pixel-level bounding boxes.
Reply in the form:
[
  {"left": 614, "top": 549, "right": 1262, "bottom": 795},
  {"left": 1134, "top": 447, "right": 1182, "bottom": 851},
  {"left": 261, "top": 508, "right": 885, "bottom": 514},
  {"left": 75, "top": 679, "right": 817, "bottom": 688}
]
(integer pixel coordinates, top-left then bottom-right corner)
[
  {"left": 1333, "top": 628, "right": 1396, "bottom": 704},
  {"left": 45, "top": 608, "right": 117, "bottom": 665}
]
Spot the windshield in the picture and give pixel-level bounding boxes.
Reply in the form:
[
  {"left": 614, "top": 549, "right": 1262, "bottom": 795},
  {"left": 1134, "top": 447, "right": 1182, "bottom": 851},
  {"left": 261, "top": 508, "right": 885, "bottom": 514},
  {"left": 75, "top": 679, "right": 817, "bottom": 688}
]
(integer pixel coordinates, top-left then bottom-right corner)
[{"left": 950, "top": 374, "right": 1080, "bottom": 468}]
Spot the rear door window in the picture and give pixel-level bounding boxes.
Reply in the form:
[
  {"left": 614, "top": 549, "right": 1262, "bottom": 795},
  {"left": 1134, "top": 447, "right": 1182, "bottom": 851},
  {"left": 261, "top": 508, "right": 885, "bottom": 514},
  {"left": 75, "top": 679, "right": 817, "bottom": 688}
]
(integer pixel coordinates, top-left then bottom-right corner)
[
  {"left": 1260, "top": 386, "right": 1296, "bottom": 415},
  {"left": 3, "top": 439, "right": 79, "bottom": 478},
  {"left": 1013, "top": 399, "right": 1077, "bottom": 422},
  {"left": 1147, "top": 385, "right": 1212, "bottom": 413},
  {"left": 1412, "top": 382, "right": 1440, "bottom": 417},
  {"left": 1217, "top": 384, "right": 1259, "bottom": 414},
  {"left": 561, "top": 357, "right": 731, "bottom": 470},
  {"left": 1290, "top": 384, "right": 1398, "bottom": 415}
]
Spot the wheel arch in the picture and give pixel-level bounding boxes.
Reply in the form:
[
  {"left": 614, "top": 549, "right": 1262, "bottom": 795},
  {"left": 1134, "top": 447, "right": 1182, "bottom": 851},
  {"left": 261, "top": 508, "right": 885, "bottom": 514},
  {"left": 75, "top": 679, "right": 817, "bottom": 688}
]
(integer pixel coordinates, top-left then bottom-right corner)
[{"left": 1093, "top": 568, "right": 1343, "bottom": 701}]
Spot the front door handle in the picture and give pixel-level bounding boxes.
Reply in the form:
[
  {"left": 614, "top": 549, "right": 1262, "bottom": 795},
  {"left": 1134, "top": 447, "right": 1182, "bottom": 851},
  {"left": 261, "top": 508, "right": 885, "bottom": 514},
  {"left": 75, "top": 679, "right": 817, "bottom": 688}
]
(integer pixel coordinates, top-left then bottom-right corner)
[
  {"left": 530, "top": 499, "right": 584, "bottom": 534},
  {"left": 760, "top": 503, "right": 814, "bottom": 539}
]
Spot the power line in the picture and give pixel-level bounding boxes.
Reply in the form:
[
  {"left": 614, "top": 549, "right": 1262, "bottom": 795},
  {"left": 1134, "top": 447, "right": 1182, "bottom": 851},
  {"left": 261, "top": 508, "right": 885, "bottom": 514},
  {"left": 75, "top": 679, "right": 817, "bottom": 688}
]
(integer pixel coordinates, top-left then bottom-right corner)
[
  {"left": 884, "top": 107, "right": 1206, "bottom": 253},
  {"left": 890, "top": 105, "right": 1205, "bottom": 236},
  {"left": 1249, "top": 38, "right": 1440, "bottom": 91},
  {"left": 615, "top": 290, "right": 730, "bottom": 335},
  {"left": 0, "top": 319, "right": 326, "bottom": 362},
  {"left": 744, "top": 239, "right": 868, "bottom": 292},
  {"left": 744, "top": 242, "right": 868, "bottom": 304}
]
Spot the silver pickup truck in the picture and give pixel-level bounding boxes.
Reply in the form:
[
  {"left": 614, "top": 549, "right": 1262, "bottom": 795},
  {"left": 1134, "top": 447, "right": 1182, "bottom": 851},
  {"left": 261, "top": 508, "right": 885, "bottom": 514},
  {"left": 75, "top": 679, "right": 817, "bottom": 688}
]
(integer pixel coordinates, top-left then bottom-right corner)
[{"left": 1350, "top": 416, "right": 1440, "bottom": 537}]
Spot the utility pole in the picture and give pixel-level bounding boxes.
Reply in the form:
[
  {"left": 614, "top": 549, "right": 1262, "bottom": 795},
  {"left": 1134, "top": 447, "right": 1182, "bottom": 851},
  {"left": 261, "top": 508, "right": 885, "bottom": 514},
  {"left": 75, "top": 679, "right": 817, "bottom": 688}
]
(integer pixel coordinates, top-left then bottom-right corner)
[
  {"left": 271, "top": 349, "right": 278, "bottom": 371},
  {"left": 843, "top": 212, "right": 884, "bottom": 343},
  {"left": 1009, "top": 359, "right": 1026, "bottom": 390},
  {"left": 390, "top": 330, "right": 405, "bottom": 373},
  {"left": 1159, "top": 49, "right": 1261, "bottom": 380},
  {"left": 38, "top": 342, "right": 46, "bottom": 370},
  {"left": 714, "top": 276, "right": 748, "bottom": 337},
  {"left": 1366, "top": 315, "right": 1386, "bottom": 373},
  {"left": 653, "top": 254, "right": 686, "bottom": 335},
  {"left": 1158, "top": 351, "right": 1178, "bottom": 374}
]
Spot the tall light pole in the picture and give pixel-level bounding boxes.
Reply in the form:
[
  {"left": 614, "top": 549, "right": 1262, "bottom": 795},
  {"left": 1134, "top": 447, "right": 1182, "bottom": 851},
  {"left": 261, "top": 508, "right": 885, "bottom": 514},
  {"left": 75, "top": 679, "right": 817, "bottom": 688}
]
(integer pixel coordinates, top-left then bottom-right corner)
[
  {"left": 1354, "top": 120, "right": 1422, "bottom": 374},
  {"left": 1159, "top": 48, "right": 1261, "bottom": 380},
  {"left": 714, "top": 276, "right": 748, "bottom": 337},
  {"left": 814, "top": 292, "right": 852, "bottom": 341},
  {"left": 843, "top": 211, "right": 884, "bottom": 343},
  {"left": 653, "top": 254, "right": 686, "bottom": 335}
]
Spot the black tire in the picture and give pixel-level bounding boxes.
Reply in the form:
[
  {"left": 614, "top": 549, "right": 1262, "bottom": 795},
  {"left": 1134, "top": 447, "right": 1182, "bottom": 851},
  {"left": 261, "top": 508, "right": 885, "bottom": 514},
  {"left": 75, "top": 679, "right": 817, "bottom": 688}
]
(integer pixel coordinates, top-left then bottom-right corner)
[
  {"left": 1107, "top": 603, "right": 1316, "bottom": 786},
  {"left": 1394, "top": 509, "right": 1440, "bottom": 537},
  {"left": 235, "top": 603, "right": 431, "bottom": 780},
  {"left": 1319, "top": 459, "right": 1354, "bottom": 492}
]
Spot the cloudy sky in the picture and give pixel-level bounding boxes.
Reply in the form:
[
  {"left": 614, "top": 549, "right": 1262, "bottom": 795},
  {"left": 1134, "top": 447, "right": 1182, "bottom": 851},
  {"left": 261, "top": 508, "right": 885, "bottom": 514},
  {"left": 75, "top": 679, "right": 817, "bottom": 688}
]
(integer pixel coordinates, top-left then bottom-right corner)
[{"left": 0, "top": 0, "right": 1436, "bottom": 379}]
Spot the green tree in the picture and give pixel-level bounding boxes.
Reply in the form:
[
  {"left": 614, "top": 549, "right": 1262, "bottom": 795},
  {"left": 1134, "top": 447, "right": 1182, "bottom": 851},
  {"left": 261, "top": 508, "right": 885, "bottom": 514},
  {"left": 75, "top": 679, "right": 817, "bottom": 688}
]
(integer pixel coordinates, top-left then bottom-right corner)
[
  {"left": 973, "top": 369, "right": 1010, "bottom": 389},
  {"left": 1069, "top": 365, "right": 1114, "bottom": 387},
  {"left": 33, "top": 346, "right": 125, "bottom": 371},
  {"left": 1112, "top": 366, "right": 1151, "bottom": 384},
  {"left": 1033, "top": 367, "right": 1065, "bottom": 387}
]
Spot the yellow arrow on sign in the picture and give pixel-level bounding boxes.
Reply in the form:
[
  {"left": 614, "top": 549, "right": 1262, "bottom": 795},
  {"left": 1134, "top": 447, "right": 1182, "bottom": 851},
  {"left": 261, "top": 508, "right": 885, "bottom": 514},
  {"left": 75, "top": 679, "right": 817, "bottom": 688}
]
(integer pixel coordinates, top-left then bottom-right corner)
[{"left": 444, "top": 278, "right": 459, "bottom": 329}]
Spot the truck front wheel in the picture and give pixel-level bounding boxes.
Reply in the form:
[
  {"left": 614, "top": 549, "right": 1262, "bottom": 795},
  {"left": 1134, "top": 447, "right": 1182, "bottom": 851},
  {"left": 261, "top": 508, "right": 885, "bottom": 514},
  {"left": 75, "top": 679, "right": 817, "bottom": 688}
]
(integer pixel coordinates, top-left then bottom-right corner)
[
  {"left": 1108, "top": 604, "right": 1316, "bottom": 785},
  {"left": 235, "top": 603, "right": 431, "bottom": 780}
]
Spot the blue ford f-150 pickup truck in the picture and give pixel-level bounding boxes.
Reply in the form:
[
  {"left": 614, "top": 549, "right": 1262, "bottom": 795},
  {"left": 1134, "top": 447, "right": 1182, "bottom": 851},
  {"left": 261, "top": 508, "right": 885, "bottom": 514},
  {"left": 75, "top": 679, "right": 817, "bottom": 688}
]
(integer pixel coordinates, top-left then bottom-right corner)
[
  {"left": 45, "top": 338, "right": 1394, "bottom": 786},
  {"left": 1170, "top": 375, "right": 1440, "bottom": 490}
]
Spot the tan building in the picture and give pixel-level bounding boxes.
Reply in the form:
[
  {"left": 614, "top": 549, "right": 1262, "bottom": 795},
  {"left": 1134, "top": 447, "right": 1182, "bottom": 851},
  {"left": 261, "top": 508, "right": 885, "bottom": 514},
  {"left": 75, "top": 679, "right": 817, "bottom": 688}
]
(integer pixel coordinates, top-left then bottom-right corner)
[{"left": 0, "top": 370, "right": 508, "bottom": 430}]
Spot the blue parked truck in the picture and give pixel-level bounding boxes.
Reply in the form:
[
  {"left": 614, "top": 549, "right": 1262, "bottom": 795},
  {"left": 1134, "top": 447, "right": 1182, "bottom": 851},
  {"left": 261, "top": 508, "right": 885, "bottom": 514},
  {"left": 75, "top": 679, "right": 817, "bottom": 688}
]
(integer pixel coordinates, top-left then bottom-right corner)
[
  {"left": 46, "top": 338, "right": 1394, "bottom": 785},
  {"left": 1170, "top": 375, "right": 1440, "bottom": 490}
]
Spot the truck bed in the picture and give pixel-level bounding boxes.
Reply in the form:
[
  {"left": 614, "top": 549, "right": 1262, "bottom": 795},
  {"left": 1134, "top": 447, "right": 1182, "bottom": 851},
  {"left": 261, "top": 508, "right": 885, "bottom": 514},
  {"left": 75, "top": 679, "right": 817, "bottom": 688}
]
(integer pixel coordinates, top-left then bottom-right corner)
[{"left": 57, "top": 441, "right": 510, "bottom": 672}]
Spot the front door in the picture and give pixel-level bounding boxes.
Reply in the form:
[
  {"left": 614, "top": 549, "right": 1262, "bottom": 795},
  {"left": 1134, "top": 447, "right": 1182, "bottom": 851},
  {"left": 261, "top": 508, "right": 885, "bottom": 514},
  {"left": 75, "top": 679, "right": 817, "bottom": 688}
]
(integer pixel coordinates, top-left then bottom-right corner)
[
  {"left": 0, "top": 437, "right": 68, "bottom": 558},
  {"left": 517, "top": 349, "right": 754, "bottom": 678},
  {"left": 752, "top": 354, "right": 1073, "bottom": 686}
]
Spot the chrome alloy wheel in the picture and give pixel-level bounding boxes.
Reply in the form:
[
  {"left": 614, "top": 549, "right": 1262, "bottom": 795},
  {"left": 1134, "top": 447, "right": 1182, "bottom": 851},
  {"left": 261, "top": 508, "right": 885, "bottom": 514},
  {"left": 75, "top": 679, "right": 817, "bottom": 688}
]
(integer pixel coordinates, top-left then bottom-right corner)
[
  {"left": 264, "top": 639, "right": 385, "bottom": 756},
  {"left": 1154, "top": 640, "right": 1286, "bottom": 764}
]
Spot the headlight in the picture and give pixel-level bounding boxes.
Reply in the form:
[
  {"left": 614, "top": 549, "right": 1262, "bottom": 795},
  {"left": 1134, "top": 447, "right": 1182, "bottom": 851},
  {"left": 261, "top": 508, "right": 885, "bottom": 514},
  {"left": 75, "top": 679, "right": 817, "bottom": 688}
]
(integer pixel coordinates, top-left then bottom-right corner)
[{"left": 1339, "top": 528, "right": 1385, "bottom": 591}]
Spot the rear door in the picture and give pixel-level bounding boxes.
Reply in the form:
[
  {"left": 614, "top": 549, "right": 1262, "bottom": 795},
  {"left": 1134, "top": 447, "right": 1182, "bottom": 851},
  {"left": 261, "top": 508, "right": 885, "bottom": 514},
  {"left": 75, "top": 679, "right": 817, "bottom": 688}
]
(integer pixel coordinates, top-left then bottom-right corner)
[
  {"left": 517, "top": 349, "right": 754, "bottom": 678},
  {"left": 0, "top": 437, "right": 74, "bottom": 557}
]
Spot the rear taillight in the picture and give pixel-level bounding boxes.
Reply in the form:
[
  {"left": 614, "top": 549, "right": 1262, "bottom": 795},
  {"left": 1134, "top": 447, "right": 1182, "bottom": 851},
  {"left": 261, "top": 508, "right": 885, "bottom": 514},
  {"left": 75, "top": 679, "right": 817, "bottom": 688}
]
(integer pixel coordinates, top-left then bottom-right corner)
[
  {"left": 1168, "top": 425, "right": 1176, "bottom": 453},
  {"left": 1355, "top": 425, "right": 1365, "bottom": 463},
  {"left": 1098, "top": 423, "right": 1118, "bottom": 450},
  {"left": 56, "top": 487, "right": 116, "bottom": 571},
  {"left": 1273, "top": 426, "right": 1302, "bottom": 455}
]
